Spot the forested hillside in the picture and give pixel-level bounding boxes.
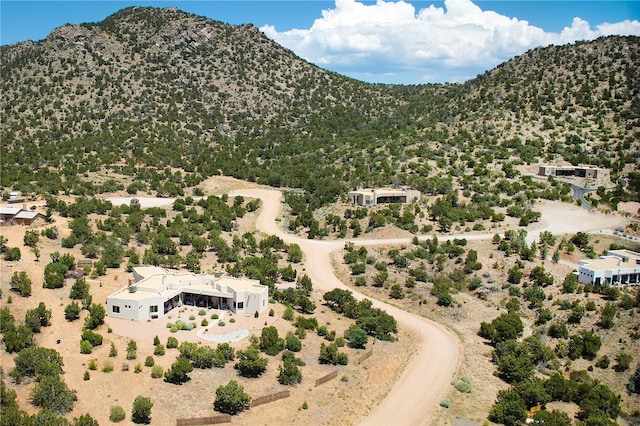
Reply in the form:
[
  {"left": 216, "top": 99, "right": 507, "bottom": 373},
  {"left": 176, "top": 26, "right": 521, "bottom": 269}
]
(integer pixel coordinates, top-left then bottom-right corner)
[{"left": 1, "top": 6, "right": 639, "bottom": 208}]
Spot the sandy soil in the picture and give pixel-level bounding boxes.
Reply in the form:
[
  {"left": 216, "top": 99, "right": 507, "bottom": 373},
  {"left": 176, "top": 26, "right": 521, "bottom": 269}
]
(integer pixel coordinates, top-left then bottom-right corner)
[{"left": 1, "top": 177, "right": 633, "bottom": 426}]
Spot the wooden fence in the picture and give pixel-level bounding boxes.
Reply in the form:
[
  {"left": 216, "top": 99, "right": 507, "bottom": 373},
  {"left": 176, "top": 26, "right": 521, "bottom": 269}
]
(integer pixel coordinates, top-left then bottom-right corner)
[
  {"left": 358, "top": 349, "right": 374, "bottom": 364},
  {"left": 175, "top": 414, "right": 232, "bottom": 426},
  {"left": 315, "top": 370, "right": 338, "bottom": 387},
  {"left": 252, "top": 390, "right": 290, "bottom": 407}
]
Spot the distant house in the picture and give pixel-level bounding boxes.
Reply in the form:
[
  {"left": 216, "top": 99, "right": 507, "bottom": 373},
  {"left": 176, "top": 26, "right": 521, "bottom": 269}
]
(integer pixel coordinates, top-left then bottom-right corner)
[
  {"left": 348, "top": 188, "right": 421, "bottom": 207},
  {"left": 538, "top": 165, "right": 609, "bottom": 180},
  {"left": 14, "top": 211, "right": 45, "bottom": 226},
  {"left": 107, "top": 266, "right": 269, "bottom": 321},
  {"left": 0, "top": 206, "right": 22, "bottom": 222},
  {"left": 0, "top": 206, "right": 44, "bottom": 226},
  {"left": 577, "top": 249, "right": 640, "bottom": 286}
]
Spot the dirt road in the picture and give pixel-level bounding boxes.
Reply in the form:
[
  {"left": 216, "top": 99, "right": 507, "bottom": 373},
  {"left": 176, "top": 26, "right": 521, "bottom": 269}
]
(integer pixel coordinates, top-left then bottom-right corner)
[
  {"left": 230, "top": 188, "right": 460, "bottom": 426},
  {"left": 228, "top": 188, "right": 631, "bottom": 426}
]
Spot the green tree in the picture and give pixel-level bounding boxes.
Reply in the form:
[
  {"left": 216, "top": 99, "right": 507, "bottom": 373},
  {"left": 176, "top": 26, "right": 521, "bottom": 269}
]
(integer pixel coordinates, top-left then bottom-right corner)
[
  {"left": 260, "top": 326, "right": 285, "bottom": 356},
  {"left": 64, "top": 302, "right": 81, "bottom": 321},
  {"left": 131, "top": 396, "right": 153, "bottom": 424},
  {"left": 84, "top": 303, "right": 105, "bottom": 330},
  {"left": 13, "top": 346, "right": 64, "bottom": 379},
  {"left": 9, "top": 271, "right": 31, "bottom": 297},
  {"left": 488, "top": 389, "right": 527, "bottom": 426},
  {"left": 164, "top": 357, "right": 193, "bottom": 384},
  {"left": 628, "top": 363, "right": 640, "bottom": 394},
  {"left": 30, "top": 375, "right": 77, "bottom": 414},
  {"left": 72, "top": 413, "right": 99, "bottom": 426},
  {"left": 69, "top": 278, "right": 90, "bottom": 300},
  {"left": 23, "top": 230, "right": 39, "bottom": 247},
  {"left": 578, "top": 383, "right": 620, "bottom": 422},
  {"left": 285, "top": 331, "right": 302, "bottom": 352},
  {"left": 479, "top": 311, "right": 523, "bottom": 345},
  {"left": 25, "top": 302, "right": 52, "bottom": 333},
  {"left": 278, "top": 359, "right": 302, "bottom": 385},
  {"left": 532, "top": 409, "right": 572, "bottom": 425},
  {"left": 598, "top": 302, "right": 616, "bottom": 329},
  {"left": 389, "top": 283, "right": 405, "bottom": 299},
  {"left": 214, "top": 380, "right": 251, "bottom": 415},
  {"left": 235, "top": 346, "right": 268, "bottom": 378},
  {"left": 318, "top": 342, "right": 348, "bottom": 365},
  {"left": 614, "top": 351, "right": 632, "bottom": 372},
  {"left": 345, "top": 325, "right": 369, "bottom": 349}
]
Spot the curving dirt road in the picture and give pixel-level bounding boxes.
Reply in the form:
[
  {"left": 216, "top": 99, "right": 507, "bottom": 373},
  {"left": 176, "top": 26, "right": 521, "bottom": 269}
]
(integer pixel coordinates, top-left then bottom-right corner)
[
  {"left": 230, "top": 188, "right": 460, "bottom": 426},
  {"left": 229, "top": 188, "right": 630, "bottom": 426}
]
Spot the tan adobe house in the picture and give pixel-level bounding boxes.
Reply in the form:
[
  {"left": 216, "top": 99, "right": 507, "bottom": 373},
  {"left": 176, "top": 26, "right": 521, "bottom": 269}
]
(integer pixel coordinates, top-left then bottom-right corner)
[
  {"left": 348, "top": 187, "right": 421, "bottom": 207},
  {"left": 538, "top": 164, "right": 609, "bottom": 180},
  {"left": 107, "top": 266, "right": 269, "bottom": 321},
  {"left": 577, "top": 249, "right": 640, "bottom": 286},
  {"left": 0, "top": 206, "right": 45, "bottom": 226}
]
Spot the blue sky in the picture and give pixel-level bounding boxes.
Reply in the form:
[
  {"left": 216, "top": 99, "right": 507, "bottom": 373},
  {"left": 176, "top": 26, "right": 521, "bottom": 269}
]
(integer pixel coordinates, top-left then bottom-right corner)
[{"left": 2, "top": 1, "right": 639, "bottom": 84}]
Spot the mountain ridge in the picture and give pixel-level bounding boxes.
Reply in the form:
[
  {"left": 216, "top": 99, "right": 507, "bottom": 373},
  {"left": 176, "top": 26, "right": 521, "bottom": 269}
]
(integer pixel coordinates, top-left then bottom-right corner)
[{"left": 1, "top": 6, "right": 638, "bottom": 206}]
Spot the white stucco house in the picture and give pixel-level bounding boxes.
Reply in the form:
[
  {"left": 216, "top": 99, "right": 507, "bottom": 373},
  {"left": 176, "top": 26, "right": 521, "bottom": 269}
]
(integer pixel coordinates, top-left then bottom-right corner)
[
  {"left": 106, "top": 266, "right": 269, "bottom": 321},
  {"left": 348, "top": 188, "right": 421, "bottom": 207},
  {"left": 577, "top": 249, "right": 640, "bottom": 286}
]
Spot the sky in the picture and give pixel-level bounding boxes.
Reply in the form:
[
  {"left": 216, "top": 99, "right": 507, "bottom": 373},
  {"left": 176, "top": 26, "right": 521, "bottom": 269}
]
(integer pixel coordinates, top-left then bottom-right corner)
[{"left": 1, "top": 0, "right": 639, "bottom": 84}]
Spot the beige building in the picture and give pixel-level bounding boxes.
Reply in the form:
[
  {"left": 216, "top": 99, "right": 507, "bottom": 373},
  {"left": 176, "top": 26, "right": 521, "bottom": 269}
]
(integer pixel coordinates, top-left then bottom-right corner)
[
  {"left": 577, "top": 249, "right": 640, "bottom": 286},
  {"left": 107, "top": 266, "right": 269, "bottom": 321},
  {"left": 348, "top": 188, "right": 421, "bottom": 207},
  {"left": 538, "top": 165, "right": 609, "bottom": 180}
]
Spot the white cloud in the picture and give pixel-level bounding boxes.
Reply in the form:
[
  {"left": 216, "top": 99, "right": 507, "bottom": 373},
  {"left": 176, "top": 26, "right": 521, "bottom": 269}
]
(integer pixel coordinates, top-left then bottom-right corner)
[{"left": 260, "top": 0, "right": 640, "bottom": 84}]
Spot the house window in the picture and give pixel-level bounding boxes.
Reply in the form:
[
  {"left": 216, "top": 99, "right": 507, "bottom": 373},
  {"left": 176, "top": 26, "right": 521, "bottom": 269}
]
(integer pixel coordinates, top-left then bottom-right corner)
[
  {"left": 150, "top": 305, "right": 158, "bottom": 313},
  {"left": 112, "top": 306, "right": 120, "bottom": 313},
  {"left": 237, "top": 302, "right": 244, "bottom": 309}
]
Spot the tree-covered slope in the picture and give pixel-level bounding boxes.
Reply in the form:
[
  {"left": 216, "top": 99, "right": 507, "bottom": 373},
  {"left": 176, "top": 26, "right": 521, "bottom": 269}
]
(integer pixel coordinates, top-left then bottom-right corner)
[{"left": 1, "top": 6, "right": 638, "bottom": 206}]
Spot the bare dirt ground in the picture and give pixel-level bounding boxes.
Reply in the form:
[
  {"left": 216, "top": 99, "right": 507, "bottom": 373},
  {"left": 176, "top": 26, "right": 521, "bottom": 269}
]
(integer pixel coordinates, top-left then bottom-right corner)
[{"left": 1, "top": 176, "right": 635, "bottom": 426}]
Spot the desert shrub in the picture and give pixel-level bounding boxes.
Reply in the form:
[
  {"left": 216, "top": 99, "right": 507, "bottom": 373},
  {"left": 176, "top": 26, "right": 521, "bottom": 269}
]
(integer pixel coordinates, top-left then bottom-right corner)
[
  {"left": 166, "top": 336, "right": 179, "bottom": 348},
  {"left": 134, "top": 364, "right": 142, "bottom": 373},
  {"left": 109, "top": 405, "right": 126, "bottom": 422},
  {"left": 151, "top": 365, "right": 164, "bottom": 379},
  {"left": 88, "top": 359, "right": 98, "bottom": 370},
  {"left": 144, "top": 356, "right": 155, "bottom": 367},
  {"left": 80, "top": 340, "right": 93, "bottom": 354},
  {"left": 214, "top": 380, "right": 251, "bottom": 415},
  {"left": 102, "top": 360, "right": 114, "bottom": 373},
  {"left": 154, "top": 344, "right": 165, "bottom": 356},
  {"left": 453, "top": 377, "right": 473, "bottom": 393},
  {"left": 81, "top": 330, "right": 103, "bottom": 347}
]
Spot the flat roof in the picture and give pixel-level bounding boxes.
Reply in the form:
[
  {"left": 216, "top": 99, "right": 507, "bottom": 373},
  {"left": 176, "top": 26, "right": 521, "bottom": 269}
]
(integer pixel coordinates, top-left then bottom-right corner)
[{"left": 109, "top": 269, "right": 266, "bottom": 302}]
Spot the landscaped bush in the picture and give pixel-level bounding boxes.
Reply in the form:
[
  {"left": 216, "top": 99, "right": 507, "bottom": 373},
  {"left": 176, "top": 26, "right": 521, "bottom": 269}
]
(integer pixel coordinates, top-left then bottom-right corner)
[
  {"left": 218, "top": 321, "right": 225, "bottom": 327},
  {"left": 198, "top": 309, "right": 206, "bottom": 316}
]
